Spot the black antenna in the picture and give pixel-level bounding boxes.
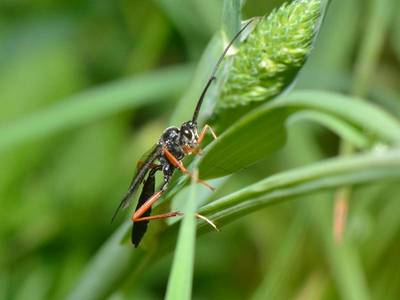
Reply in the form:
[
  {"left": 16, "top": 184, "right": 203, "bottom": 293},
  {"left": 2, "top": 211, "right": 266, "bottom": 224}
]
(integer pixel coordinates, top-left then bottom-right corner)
[{"left": 192, "top": 19, "right": 254, "bottom": 123}]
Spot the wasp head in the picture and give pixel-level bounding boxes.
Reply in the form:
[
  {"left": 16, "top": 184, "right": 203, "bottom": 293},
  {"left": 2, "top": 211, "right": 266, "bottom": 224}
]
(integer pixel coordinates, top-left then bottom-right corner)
[{"left": 179, "top": 121, "right": 198, "bottom": 149}]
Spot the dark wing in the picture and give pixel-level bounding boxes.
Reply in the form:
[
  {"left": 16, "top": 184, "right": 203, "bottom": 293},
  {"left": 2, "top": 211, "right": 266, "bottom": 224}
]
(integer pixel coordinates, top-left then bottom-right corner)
[
  {"left": 131, "top": 171, "right": 156, "bottom": 247},
  {"left": 111, "top": 144, "right": 162, "bottom": 222}
]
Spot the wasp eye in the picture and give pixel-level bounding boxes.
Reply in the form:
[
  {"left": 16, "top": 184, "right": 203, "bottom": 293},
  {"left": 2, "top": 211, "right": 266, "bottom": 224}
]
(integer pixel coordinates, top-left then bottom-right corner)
[{"left": 183, "top": 129, "right": 192, "bottom": 139}]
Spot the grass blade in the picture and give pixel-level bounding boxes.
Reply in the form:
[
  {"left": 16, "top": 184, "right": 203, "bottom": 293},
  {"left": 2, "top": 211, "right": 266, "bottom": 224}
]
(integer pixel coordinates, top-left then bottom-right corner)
[
  {"left": 165, "top": 172, "right": 198, "bottom": 300},
  {"left": 251, "top": 215, "right": 307, "bottom": 300},
  {"left": 198, "top": 148, "right": 400, "bottom": 227},
  {"left": 199, "top": 90, "right": 400, "bottom": 178},
  {"left": 66, "top": 223, "right": 139, "bottom": 300},
  {"left": 290, "top": 110, "right": 370, "bottom": 149},
  {"left": 0, "top": 64, "right": 193, "bottom": 152}
]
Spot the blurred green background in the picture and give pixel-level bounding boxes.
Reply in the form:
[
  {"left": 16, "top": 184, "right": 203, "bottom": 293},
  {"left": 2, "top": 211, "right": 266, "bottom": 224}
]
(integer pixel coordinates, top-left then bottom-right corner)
[{"left": 1, "top": 0, "right": 400, "bottom": 299}]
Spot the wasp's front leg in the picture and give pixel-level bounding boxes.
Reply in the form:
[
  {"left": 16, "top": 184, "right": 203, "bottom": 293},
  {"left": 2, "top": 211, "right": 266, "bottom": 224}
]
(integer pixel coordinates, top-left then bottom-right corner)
[
  {"left": 192, "top": 124, "right": 217, "bottom": 155},
  {"left": 182, "top": 124, "right": 217, "bottom": 155},
  {"left": 198, "top": 124, "right": 217, "bottom": 144}
]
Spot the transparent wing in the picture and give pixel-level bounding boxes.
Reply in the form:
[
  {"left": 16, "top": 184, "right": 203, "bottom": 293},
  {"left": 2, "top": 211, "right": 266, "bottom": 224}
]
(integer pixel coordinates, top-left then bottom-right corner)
[{"left": 111, "top": 144, "right": 162, "bottom": 222}]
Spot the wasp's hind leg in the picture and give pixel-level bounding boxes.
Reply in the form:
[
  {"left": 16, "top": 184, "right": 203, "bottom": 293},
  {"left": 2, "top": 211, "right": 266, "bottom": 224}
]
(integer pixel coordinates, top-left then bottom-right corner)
[
  {"left": 132, "top": 181, "right": 168, "bottom": 222},
  {"left": 182, "top": 124, "right": 217, "bottom": 156},
  {"left": 131, "top": 178, "right": 185, "bottom": 247},
  {"left": 132, "top": 173, "right": 184, "bottom": 223}
]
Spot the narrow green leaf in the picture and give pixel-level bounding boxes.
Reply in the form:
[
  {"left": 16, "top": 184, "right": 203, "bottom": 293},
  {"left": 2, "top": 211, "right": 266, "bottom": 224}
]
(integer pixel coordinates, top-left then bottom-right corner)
[
  {"left": 286, "top": 127, "right": 371, "bottom": 300},
  {"left": 66, "top": 223, "right": 145, "bottom": 300},
  {"left": 170, "top": 37, "right": 222, "bottom": 125},
  {"left": 351, "top": 0, "right": 394, "bottom": 96},
  {"left": 0, "top": 64, "right": 193, "bottom": 152},
  {"left": 281, "top": 90, "right": 400, "bottom": 142},
  {"left": 251, "top": 215, "right": 307, "bottom": 300},
  {"left": 308, "top": 196, "right": 371, "bottom": 300},
  {"left": 199, "top": 90, "right": 400, "bottom": 179},
  {"left": 297, "top": 0, "right": 359, "bottom": 88},
  {"left": 221, "top": 0, "right": 241, "bottom": 39},
  {"left": 364, "top": 186, "right": 400, "bottom": 267},
  {"left": 170, "top": 0, "right": 243, "bottom": 126},
  {"left": 289, "top": 110, "right": 370, "bottom": 149},
  {"left": 157, "top": 140, "right": 400, "bottom": 244},
  {"left": 165, "top": 173, "right": 198, "bottom": 300},
  {"left": 393, "top": 3, "right": 400, "bottom": 62},
  {"left": 198, "top": 148, "right": 400, "bottom": 228},
  {"left": 153, "top": 0, "right": 219, "bottom": 56}
]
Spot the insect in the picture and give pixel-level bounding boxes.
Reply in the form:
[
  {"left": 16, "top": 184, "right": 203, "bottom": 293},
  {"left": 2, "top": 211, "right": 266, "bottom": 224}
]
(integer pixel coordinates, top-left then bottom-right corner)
[{"left": 112, "top": 20, "right": 253, "bottom": 247}]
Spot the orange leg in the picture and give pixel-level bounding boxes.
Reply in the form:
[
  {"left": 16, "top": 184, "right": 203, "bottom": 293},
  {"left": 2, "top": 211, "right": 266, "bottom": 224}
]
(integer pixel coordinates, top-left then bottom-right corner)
[
  {"left": 132, "top": 189, "right": 184, "bottom": 222},
  {"left": 163, "top": 147, "right": 215, "bottom": 191},
  {"left": 182, "top": 144, "right": 193, "bottom": 155},
  {"left": 191, "top": 124, "right": 217, "bottom": 155},
  {"left": 131, "top": 182, "right": 218, "bottom": 230},
  {"left": 133, "top": 211, "right": 183, "bottom": 222},
  {"left": 134, "top": 210, "right": 218, "bottom": 232},
  {"left": 198, "top": 124, "right": 217, "bottom": 144},
  {"left": 182, "top": 124, "right": 217, "bottom": 155},
  {"left": 182, "top": 144, "right": 203, "bottom": 156},
  {"left": 132, "top": 190, "right": 163, "bottom": 221},
  {"left": 131, "top": 186, "right": 181, "bottom": 222}
]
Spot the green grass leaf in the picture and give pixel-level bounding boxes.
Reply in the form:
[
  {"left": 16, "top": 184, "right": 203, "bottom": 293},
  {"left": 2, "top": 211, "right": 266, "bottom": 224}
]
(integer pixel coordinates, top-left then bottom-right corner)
[
  {"left": 289, "top": 110, "right": 370, "bottom": 149},
  {"left": 282, "top": 90, "right": 400, "bottom": 142},
  {"left": 66, "top": 223, "right": 139, "bottom": 300},
  {"left": 0, "top": 64, "right": 192, "bottom": 152},
  {"left": 198, "top": 148, "right": 400, "bottom": 230},
  {"left": 285, "top": 128, "right": 371, "bottom": 300},
  {"left": 199, "top": 90, "right": 400, "bottom": 179},
  {"left": 165, "top": 174, "right": 198, "bottom": 300},
  {"left": 251, "top": 215, "right": 307, "bottom": 300}
]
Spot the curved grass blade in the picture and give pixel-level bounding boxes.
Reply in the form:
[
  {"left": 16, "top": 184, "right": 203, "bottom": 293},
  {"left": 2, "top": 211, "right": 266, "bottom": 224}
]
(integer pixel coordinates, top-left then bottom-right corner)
[
  {"left": 0, "top": 64, "right": 193, "bottom": 152},
  {"left": 199, "top": 90, "right": 400, "bottom": 179},
  {"left": 198, "top": 148, "right": 400, "bottom": 227},
  {"left": 289, "top": 110, "right": 370, "bottom": 149},
  {"left": 281, "top": 90, "right": 400, "bottom": 143},
  {"left": 66, "top": 223, "right": 143, "bottom": 300}
]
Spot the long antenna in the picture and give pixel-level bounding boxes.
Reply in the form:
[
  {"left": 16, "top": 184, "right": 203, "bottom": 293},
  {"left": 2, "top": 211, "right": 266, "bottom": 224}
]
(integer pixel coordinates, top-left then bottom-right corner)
[{"left": 192, "top": 19, "right": 254, "bottom": 123}]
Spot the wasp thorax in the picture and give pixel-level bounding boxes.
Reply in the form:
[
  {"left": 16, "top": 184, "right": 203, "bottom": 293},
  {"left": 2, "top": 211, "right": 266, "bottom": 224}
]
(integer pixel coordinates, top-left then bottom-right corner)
[{"left": 160, "top": 127, "right": 180, "bottom": 145}]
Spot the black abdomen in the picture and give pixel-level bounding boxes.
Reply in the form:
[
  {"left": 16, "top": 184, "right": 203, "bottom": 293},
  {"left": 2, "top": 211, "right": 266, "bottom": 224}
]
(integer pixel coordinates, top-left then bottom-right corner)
[{"left": 132, "top": 172, "right": 156, "bottom": 247}]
